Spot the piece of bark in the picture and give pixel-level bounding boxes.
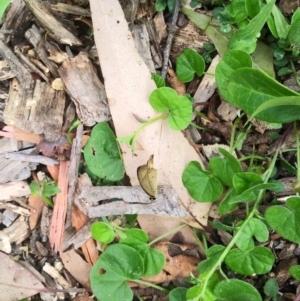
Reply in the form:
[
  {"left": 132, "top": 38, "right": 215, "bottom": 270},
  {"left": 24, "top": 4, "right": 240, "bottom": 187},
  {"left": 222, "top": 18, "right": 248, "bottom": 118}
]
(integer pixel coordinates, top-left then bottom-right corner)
[
  {"left": 0, "top": 152, "right": 59, "bottom": 165},
  {"left": 0, "top": 181, "right": 30, "bottom": 201},
  {"left": 29, "top": 194, "right": 45, "bottom": 230},
  {"left": 58, "top": 52, "right": 110, "bottom": 126},
  {"left": 40, "top": 206, "right": 52, "bottom": 241},
  {"left": 51, "top": 3, "right": 91, "bottom": 17},
  {"left": 0, "top": 0, "right": 32, "bottom": 45},
  {"left": 49, "top": 161, "right": 70, "bottom": 253},
  {"left": 90, "top": 0, "right": 211, "bottom": 230},
  {"left": 74, "top": 173, "right": 93, "bottom": 216},
  {"left": 23, "top": 0, "right": 82, "bottom": 46},
  {"left": 43, "top": 262, "right": 72, "bottom": 289},
  {"left": 4, "top": 78, "right": 66, "bottom": 142},
  {"left": 25, "top": 25, "right": 60, "bottom": 78},
  {"left": 47, "top": 164, "right": 59, "bottom": 181},
  {"left": 66, "top": 124, "right": 83, "bottom": 227},
  {"left": 3, "top": 216, "right": 30, "bottom": 246},
  {"left": 0, "top": 137, "right": 32, "bottom": 153},
  {"left": 61, "top": 249, "right": 91, "bottom": 288},
  {"left": 0, "top": 202, "right": 31, "bottom": 216},
  {"left": 0, "top": 126, "right": 41, "bottom": 144}
]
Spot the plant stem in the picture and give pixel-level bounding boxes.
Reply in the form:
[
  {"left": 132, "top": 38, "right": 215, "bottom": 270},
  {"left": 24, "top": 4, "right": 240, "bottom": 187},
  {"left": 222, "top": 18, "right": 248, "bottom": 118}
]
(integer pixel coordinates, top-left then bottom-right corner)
[
  {"left": 148, "top": 224, "right": 186, "bottom": 246},
  {"left": 294, "top": 121, "right": 300, "bottom": 182},
  {"left": 133, "top": 279, "right": 169, "bottom": 293}
]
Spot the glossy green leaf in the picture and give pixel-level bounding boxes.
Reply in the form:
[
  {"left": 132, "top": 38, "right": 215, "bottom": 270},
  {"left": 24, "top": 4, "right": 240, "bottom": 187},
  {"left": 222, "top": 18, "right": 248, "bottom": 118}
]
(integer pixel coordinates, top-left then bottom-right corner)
[
  {"left": 227, "top": 68, "right": 299, "bottom": 122},
  {"left": 176, "top": 49, "right": 205, "bottom": 82},
  {"left": 90, "top": 244, "right": 144, "bottom": 301},
  {"left": 263, "top": 278, "right": 279, "bottom": 301},
  {"left": 151, "top": 73, "right": 165, "bottom": 88},
  {"left": 91, "top": 222, "right": 115, "bottom": 244},
  {"left": 225, "top": 246, "right": 275, "bottom": 275},
  {"left": 250, "top": 96, "right": 300, "bottom": 124},
  {"left": 215, "top": 49, "right": 252, "bottom": 100},
  {"left": 218, "top": 189, "right": 239, "bottom": 215},
  {"left": 169, "top": 287, "right": 188, "bottom": 301},
  {"left": 42, "top": 184, "right": 61, "bottom": 197},
  {"left": 233, "top": 172, "right": 263, "bottom": 194},
  {"left": 155, "top": 0, "right": 166, "bottom": 11},
  {"left": 182, "top": 161, "right": 223, "bottom": 202},
  {"left": 289, "top": 265, "right": 300, "bottom": 280},
  {"left": 245, "top": 0, "right": 262, "bottom": 18},
  {"left": 223, "top": 0, "right": 248, "bottom": 23},
  {"left": 198, "top": 245, "right": 226, "bottom": 274},
  {"left": 214, "top": 279, "right": 262, "bottom": 301},
  {"left": 265, "top": 197, "right": 300, "bottom": 244},
  {"left": 149, "top": 87, "right": 192, "bottom": 130},
  {"left": 235, "top": 218, "right": 269, "bottom": 251},
  {"left": 84, "top": 122, "right": 125, "bottom": 181},
  {"left": 228, "top": 0, "right": 276, "bottom": 54}
]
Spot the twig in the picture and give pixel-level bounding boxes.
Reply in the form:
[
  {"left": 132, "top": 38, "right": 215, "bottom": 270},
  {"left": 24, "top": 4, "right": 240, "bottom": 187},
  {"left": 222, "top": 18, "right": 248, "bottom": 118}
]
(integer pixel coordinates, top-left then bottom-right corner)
[{"left": 161, "top": 0, "right": 180, "bottom": 79}]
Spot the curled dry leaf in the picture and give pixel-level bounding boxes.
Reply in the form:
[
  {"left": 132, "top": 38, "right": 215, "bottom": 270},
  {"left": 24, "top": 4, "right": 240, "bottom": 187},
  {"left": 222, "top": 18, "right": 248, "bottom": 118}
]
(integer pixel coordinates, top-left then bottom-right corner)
[{"left": 167, "top": 68, "right": 186, "bottom": 95}]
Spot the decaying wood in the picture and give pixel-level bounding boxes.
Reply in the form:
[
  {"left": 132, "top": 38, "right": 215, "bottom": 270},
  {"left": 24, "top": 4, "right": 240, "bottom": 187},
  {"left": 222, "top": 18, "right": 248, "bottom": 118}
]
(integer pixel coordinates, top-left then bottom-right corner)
[
  {"left": 43, "top": 262, "right": 72, "bottom": 289},
  {"left": 58, "top": 52, "right": 110, "bottom": 126},
  {"left": 4, "top": 78, "right": 66, "bottom": 142},
  {"left": 0, "top": 0, "right": 32, "bottom": 44},
  {"left": 51, "top": 3, "right": 91, "bottom": 17},
  {"left": 25, "top": 25, "right": 60, "bottom": 79},
  {"left": 0, "top": 181, "right": 30, "bottom": 201},
  {"left": 0, "top": 126, "right": 41, "bottom": 144},
  {"left": 66, "top": 124, "right": 83, "bottom": 227},
  {"left": 0, "top": 202, "right": 30, "bottom": 216},
  {"left": 0, "top": 151, "right": 59, "bottom": 165},
  {"left": 90, "top": 0, "right": 211, "bottom": 229},
  {"left": 79, "top": 185, "right": 190, "bottom": 218},
  {"left": 23, "top": 0, "right": 82, "bottom": 46}
]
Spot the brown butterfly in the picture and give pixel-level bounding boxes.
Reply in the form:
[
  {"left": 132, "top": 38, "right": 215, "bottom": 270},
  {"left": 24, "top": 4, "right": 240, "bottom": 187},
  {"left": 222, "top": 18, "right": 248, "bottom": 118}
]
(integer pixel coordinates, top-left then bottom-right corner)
[{"left": 137, "top": 154, "right": 157, "bottom": 200}]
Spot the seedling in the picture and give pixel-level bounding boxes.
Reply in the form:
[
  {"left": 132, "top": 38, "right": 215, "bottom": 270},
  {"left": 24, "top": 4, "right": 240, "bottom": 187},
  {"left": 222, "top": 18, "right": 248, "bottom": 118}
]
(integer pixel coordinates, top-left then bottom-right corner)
[{"left": 30, "top": 179, "right": 61, "bottom": 208}]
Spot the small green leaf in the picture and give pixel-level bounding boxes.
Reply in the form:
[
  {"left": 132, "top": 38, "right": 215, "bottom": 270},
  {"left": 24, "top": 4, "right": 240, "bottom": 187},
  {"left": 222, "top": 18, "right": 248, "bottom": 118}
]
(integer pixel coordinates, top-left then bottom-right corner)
[
  {"left": 289, "top": 265, "right": 300, "bottom": 280},
  {"left": 287, "top": 9, "right": 300, "bottom": 49},
  {"left": 149, "top": 87, "right": 192, "bottom": 130},
  {"left": 235, "top": 218, "right": 269, "bottom": 251},
  {"left": 215, "top": 49, "right": 252, "bottom": 100},
  {"left": 120, "top": 228, "right": 148, "bottom": 247},
  {"left": 233, "top": 172, "right": 263, "bottom": 193},
  {"left": 263, "top": 278, "right": 279, "bottom": 301},
  {"left": 42, "top": 184, "right": 61, "bottom": 197},
  {"left": 182, "top": 161, "right": 223, "bottom": 202},
  {"left": 141, "top": 247, "right": 165, "bottom": 276},
  {"left": 198, "top": 245, "right": 226, "bottom": 273},
  {"left": 155, "top": 0, "right": 166, "bottom": 11},
  {"left": 151, "top": 73, "right": 165, "bottom": 88},
  {"left": 176, "top": 49, "right": 205, "bottom": 83},
  {"left": 0, "top": 0, "right": 10, "bottom": 20},
  {"left": 265, "top": 197, "right": 300, "bottom": 244},
  {"left": 228, "top": 0, "right": 276, "bottom": 54},
  {"left": 84, "top": 122, "right": 125, "bottom": 181},
  {"left": 91, "top": 222, "right": 115, "bottom": 244},
  {"left": 169, "top": 287, "right": 188, "bottom": 301},
  {"left": 214, "top": 279, "right": 262, "bottom": 301},
  {"left": 218, "top": 188, "right": 239, "bottom": 215},
  {"left": 223, "top": 0, "right": 248, "bottom": 23},
  {"left": 246, "top": 0, "right": 262, "bottom": 18},
  {"left": 29, "top": 181, "right": 39, "bottom": 195},
  {"left": 225, "top": 246, "right": 275, "bottom": 275}
]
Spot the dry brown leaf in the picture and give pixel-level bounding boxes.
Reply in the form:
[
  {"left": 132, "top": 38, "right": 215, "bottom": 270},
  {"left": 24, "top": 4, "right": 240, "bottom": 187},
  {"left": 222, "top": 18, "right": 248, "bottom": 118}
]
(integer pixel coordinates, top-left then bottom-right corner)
[
  {"left": 167, "top": 68, "right": 186, "bottom": 95},
  {"left": 29, "top": 194, "right": 45, "bottom": 230},
  {"left": 0, "top": 252, "right": 44, "bottom": 300}
]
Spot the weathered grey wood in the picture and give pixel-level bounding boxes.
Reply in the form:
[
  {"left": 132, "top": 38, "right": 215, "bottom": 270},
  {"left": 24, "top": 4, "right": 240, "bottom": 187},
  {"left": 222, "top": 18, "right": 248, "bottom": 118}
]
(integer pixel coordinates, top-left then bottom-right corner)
[
  {"left": 58, "top": 52, "right": 110, "bottom": 126},
  {"left": 51, "top": 3, "right": 91, "bottom": 17},
  {"left": 0, "top": 152, "right": 59, "bottom": 166},
  {"left": 23, "top": 0, "right": 82, "bottom": 46},
  {"left": 25, "top": 25, "right": 60, "bottom": 79},
  {"left": 4, "top": 78, "right": 66, "bottom": 142}
]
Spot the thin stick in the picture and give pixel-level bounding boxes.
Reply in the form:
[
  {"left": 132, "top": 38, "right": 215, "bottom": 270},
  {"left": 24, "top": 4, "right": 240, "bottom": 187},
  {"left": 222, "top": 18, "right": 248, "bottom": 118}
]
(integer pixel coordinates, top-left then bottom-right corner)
[{"left": 161, "top": 0, "right": 180, "bottom": 79}]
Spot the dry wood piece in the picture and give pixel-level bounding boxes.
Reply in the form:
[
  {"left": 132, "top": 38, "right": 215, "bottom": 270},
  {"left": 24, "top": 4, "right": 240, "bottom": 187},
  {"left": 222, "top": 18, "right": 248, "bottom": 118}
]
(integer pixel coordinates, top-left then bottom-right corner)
[
  {"left": 51, "top": 3, "right": 91, "bottom": 17},
  {"left": 59, "top": 52, "right": 110, "bottom": 126},
  {"left": 0, "top": 181, "right": 30, "bottom": 201},
  {"left": 23, "top": 0, "right": 82, "bottom": 46},
  {"left": 4, "top": 78, "right": 66, "bottom": 142}
]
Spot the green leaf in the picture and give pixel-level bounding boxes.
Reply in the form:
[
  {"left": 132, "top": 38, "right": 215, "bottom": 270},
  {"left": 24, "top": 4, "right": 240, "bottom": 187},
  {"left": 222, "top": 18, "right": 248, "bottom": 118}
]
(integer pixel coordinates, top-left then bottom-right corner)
[
  {"left": 215, "top": 49, "right": 252, "bottom": 100},
  {"left": 198, "top": 245, "right": 226, "bottom": 274},
  {"left": 233, "top": 172, "right": 263, "bottom": 194},
  {"left": 225, "top": 246, "right": 275, "bottom": 275},
  {"left": 151, "top": 73, "right": 165, "bottom": 88},
  {"left": 227, "top": 68, "right": 299, "bottom": 123},
  {"left": 149, "top": 87, "right": 192, "bottom": 130},
  {"left": 265, "top": 197, "right": 300, "bottom": 244},
  {"left": 228, "top": 0, "right": 276, "bottom": 54},
  {"left": 289, "top": 265, "right": 300, "bottom": 280},
  {"left": 42, "top": 184, "right": 61, "bottom": 197},
  {"left": 218, "top": 189, "right": 239, "bottom": 215},
  {"left": 245, "top": 0, "right": 262, "bottom": 18},
  {"left": 287, "top": 9, "right": 300, "bottom": 48},
  {"left": 120, "top": 228, "right": 148, "bottom": 247},
  {"left": 182, "top": 161, "right": 223, "bottom": 202},
  {"left": 176, "top": 49, "right": 205, "bottom": 83},
  {"left": 84, "top": 122, "right": 125, "bottom": 181},
  {"left": 141, "top": 247, "right": 165, "bottom": 276},
  {"left": 90, "top": 244, "right": 144, "bottom": 301},
  {"left": 155, "top": 0, "right": 166, "bottom": 11},
  {"left": 209, "top": 148, "right": 242, "bottom": 187},
  {"left": 29, "top": 181, "right": 39, "bottom": 195},
  {"left": 0, "top": 0, "right": 10, "bottom": 20},
  {"left": 214, "top": 279, "right": 262, "bottom": 301},
  {"left": 169, "top": 287, "right": 188, "bottom": 301},
  {"left": 263, "top": 278, "right": 279, "bottom": 301},
  {"left": 223, "top": 0, "right": 248, "bottom": 23},
  {"left": 235, "top": 218, "right": 269, "bottom": 251},
  {"left": 91, "top": 222, "right": 115, "bottom": 244},
  {"left": 250, "top": 96, "right": 300, "bottom": 124}
]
